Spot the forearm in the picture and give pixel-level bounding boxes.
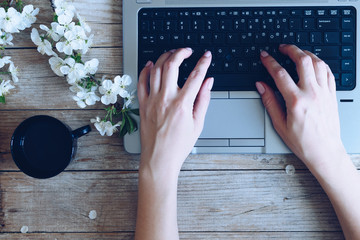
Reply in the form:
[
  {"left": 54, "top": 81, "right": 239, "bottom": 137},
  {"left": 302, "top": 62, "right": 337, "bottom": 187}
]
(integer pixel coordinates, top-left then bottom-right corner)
[
  {"left": 309, "top": 154, "right": 360, "bottom": 239},
  {"left": 135, "top": 163, "right": 180, "bottom": 240}
]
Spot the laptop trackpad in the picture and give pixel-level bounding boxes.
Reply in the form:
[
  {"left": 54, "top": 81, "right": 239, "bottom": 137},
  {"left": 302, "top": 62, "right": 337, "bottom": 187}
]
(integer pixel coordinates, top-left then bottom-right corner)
[{"left": 199, "top": 98, "right": 265, "bottom": 139}]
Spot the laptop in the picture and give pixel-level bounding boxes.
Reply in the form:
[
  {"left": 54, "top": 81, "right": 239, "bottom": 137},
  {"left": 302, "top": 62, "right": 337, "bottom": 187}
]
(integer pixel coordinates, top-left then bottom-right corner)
[{"left": 123, "top": 0, "right": 360, "bottom": 154}]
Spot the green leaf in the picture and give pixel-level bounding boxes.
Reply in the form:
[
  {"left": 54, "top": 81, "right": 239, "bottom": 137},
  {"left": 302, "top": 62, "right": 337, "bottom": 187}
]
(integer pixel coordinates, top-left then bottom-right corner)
[
  {"left": 0, "top": 95, "right": 5, "bottom": 104},
  {"left": 53, "top": 14, "right": 58, "bottom": 23}
]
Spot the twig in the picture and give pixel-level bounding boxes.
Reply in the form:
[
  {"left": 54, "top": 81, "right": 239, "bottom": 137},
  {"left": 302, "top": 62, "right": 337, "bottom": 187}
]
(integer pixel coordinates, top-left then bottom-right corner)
[{"left": 49, "top": 0, "right": 55, "bottom": 12}]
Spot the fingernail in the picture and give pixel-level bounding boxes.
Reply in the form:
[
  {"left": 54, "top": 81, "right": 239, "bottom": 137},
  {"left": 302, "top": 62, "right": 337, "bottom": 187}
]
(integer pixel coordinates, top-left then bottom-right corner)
[
  {"left": 208, "top": 77, "right": 214, "bottom": 90},
  {"left": 169, "top": 49, "right": 176, "bottom": 53},
  {"left": 279, "top": 44, "right": 286, "bottom": 48},
  {"left": 186, "top": 47, "right": 193, "bottom": 52},
  {"left": 260, "top": 51, "right": 269, "bottom": 58},
  {"left": 255, "top": 82, "right": 265, "bottom": 95},
  {"left": 145, "top": 61, "right": 152, "bottom": 67},
  {"left": 204, "top": 50, "right": 212, "bottom": 58}
]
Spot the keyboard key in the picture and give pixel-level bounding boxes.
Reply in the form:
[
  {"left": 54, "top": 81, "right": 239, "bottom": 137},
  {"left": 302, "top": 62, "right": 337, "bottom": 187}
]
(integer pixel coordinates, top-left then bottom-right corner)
[
  {"left": 303, "top": 18, "right": 315, "bottom": 29},
  {"left": 289, "top": 18, "right": 301, "bottom": 29},
  {"left": 317, "top": 18, "right": 339, "bottom": 29},
  {"left": 324, "top": 32, "right": 339, "bottom": 44},
  {"left": 310, "top": 32, "right": 322, "bottom": 43},
  {"left": 341, "top": 74, "right": 354, "bottom": 86},
  {"left": 342, "top": 32, "right": 354, "bottom": 43},
  {"left": 313, "top": 46, "right": 339, "bottom": 57},
  {"left": 342, "top": 18, "right": 354, "bottom": 29},
  {"left": 342, "top": 60, "right": 353, "bottom": 71},
  {"left": 342, "top": 46, "right": 353, "bottom": 57}
]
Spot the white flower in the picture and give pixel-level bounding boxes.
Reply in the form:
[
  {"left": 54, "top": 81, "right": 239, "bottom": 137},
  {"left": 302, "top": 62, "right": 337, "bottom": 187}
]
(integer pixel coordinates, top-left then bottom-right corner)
[
  {"left": 115, "top": 75, "right": 132, "bottom": 98},
  {"left": 55, "top": 21, "right": 75, "bottom": 37},
  {"left": 9, "top": 62, "right": 18, "bottom": 82},
  {"left": 90, "top": 116, "right": 102, "bottom": 124},
  {"left": 0, "top": 31, "right": 13, "bottom": 45},
  {"left": 64, "top": 25, "right": 87, "bottom": 50},
  {"left": 123, "top": 90, "right": 136, "bottom": 109},
  {"left": 54, "top": 0, "right": 76, "bottom": 25},
  {"left": 19, "top": 5, "right": 39, "bottom": 30},
  {"left": 84, "top": 59, "right": 99, "bottom": 75},
  {"left": 99, "top": 79, "right": 121, "bottom": 105},
  {"left": 73, "top": 85, "right": 100, "bottom": 108},
  {"left": 60, "top": 58, "right": 86, "bottom": 84},
  {"left": 31, "top": 28, "right": 55, "bottom": 56},
  {"left": 40, "top": 22, "right": 61, "bottom": 41},
  {"left": 49, "top": 56, "right": 65, "bottom": 76},
  {"left": 77, "top": 12, "right": 91, "bottom": 33},
  {"left": 81, "top": 34, "right": 93, "bottom": 54},
  {"left": 0, "top": 80, "right": 15, "bottom": 96},
  {"left": 0, "top": 7, "right": 22, "bottom": 33},
  {"left": 0, "top": 56, "right": 11, "bottom": 68},
  {"left": 91, "top": 119, "right": 121, "bottom": 136},
  {"left": 55, "top": 40, "right": 73, "bottom": 55}
]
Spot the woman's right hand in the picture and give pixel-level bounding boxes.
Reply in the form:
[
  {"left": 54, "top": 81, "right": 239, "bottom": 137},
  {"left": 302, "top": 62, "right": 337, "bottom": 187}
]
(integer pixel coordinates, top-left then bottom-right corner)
[{"left": 257, "top": 44, "right": 347, "bottom": 174}]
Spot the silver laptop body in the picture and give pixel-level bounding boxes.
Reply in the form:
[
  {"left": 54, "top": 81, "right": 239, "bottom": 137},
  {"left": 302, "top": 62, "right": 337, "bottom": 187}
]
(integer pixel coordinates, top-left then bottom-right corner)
[{"left": 123, "top": 0, "right": 360, "bottom": 154}]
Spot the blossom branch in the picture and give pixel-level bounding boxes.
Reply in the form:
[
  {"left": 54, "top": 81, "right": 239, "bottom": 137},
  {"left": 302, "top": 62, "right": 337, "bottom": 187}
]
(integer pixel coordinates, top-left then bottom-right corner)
[
  {"left": 0, "top": 1, "right": 39, "bottom": 103},
  {"left": 31, "top": 0, "right": 138, "bottom": 137}
]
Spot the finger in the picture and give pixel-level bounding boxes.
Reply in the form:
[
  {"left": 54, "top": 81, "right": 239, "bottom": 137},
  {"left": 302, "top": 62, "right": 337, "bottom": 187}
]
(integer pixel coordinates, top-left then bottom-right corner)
[
  {"left": 149, "top": 51, "right": 173, "bottom": 96},
  {"left": 255, "top": 81, "right": 287, "bottom": 136},
  {"left": 193, "top": 77, "right": 214, "bottom": 131},
  {"left": 279, "top": 44, "right": 317, "bottom": 89},
  {"left": 161, "top": 48, "right": 193, "bottom": 95},
  {"left": 303, "top": 50, "right": 328, "bottom": 87},
  {"left": 260, "top": 51, "right": 298, "bottom": 101},
  {"left": 182, "top": 51, "right": 212, "bottom": 103},
  {"left": 326, "top": 64, "right": 336, "bottom": 93},
  {"left": 138, "top": 61, "right": 153, "bottom": 110}
]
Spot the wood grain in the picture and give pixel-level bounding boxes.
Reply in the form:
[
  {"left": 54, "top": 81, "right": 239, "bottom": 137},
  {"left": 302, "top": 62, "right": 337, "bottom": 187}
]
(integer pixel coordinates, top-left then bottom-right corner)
[
  {"left": 0, "top": 0, "right": 352, "bottom": 239},
  {"left": 0, "top": 232, "right": 345, "bottom": 240},
  {"left": 0, "top": 171, "right": 342, "bottom": 233}
]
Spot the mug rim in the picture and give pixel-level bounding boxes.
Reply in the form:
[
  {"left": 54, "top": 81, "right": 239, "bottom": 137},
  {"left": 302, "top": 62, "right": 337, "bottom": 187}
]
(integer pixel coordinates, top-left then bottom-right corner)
[{"left": 10, "top": 115, "right": 75, "bottom": 179}]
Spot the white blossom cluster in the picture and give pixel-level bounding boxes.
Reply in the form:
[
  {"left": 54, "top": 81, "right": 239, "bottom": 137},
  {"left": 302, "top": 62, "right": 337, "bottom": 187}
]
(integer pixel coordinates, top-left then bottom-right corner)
[
  {"left": 0, "top": 4, "right": 39, "bottom": 101},
  {"left": 31, "top": 0, "right": 136, "bottom": 136}
]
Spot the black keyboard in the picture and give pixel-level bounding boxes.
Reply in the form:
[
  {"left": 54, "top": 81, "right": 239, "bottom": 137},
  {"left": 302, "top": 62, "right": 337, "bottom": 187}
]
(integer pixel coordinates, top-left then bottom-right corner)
[{"left": 138, "top": 7, "right": 356, "bottom": 91}]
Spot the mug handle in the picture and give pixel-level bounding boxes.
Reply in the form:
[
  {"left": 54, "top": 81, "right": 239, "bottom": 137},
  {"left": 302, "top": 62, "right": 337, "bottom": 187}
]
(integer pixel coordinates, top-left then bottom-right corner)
[{"left": 72, "top": 125, "right": 92, "bottom": 139}]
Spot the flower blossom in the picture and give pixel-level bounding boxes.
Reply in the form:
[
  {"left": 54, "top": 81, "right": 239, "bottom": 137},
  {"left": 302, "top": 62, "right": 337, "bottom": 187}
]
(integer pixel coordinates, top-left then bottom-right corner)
[
  {"left": 54, "top": 0, "right": 76, "bottom": 25},
  {"left": 40, "top": 22, "right": 61, "bottom": 41},
  {"left": 99, "top": 78, "right": 121, "bottom": 105},
  {"left": 31, "top": 28, "right": 55, "bottom": 56},
  {"left": 0, "top": 7, "right": 22, "bottom": 33},
  {"left": 90, "top": 117, "right": 121, "bottom": 136},
  {"left": 60, "top": 58, "right": 86, "bottom": 84},
  {"left": 0, "top": 56, "right": 12, "bottom": 68},
  {"left": 73, "top": 85, "right": 100, "bottom": 108},
  {"left": 0, "top": 80, "right": 15, "bottom": 96},
  {"left": 0, "top": 31, "right": 13, "bottom": 45},
  {"left": 8, "top": 62, "right": 18, "bottom": 82},
  {"left": 19, "top": 5, "right": 39, "bottom": 30},
  {"left": 115, "top": 75, "right": 132, "bottom": 98},
  {"left": 49, "top": 56, "right": 65, "bottom": 77},
  {"left": 84, "top": 59, "right": 99, "bottom": 75}
]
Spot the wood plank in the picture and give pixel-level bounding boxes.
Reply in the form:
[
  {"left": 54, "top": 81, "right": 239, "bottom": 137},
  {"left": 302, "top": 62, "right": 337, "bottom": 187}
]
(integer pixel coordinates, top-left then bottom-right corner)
[
  {"left": 0, "top": 48, "right": 123, "bottom": 109},
  {"left": 21, "top": 0, "right": 121, "bottom": 24},
  {"left": 0, "top": 232, "right": 345, "bottom": 239},
  {"left": 1, "top": 111, "right": 360, "bottom": 171},
  {"left": 0, "top": 171, "right": 343, "bottom": 232},
  {"left": 4, "top": 0, "right": 122, "bottom": 48},
  {"left": 11, "top": 23, "right": 122, "bottom": 48}
]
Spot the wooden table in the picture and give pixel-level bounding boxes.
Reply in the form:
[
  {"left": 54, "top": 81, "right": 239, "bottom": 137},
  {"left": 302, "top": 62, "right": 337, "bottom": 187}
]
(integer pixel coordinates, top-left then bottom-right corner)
[{"left": 0, "top": 1, "right": 358, "bottom": 239}]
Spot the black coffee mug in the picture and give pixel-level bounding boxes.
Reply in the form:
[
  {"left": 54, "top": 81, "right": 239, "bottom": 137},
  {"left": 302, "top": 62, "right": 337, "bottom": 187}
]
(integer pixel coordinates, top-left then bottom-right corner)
[{"left": 10, "top": 115, "right": 91, "bottom": 179}]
